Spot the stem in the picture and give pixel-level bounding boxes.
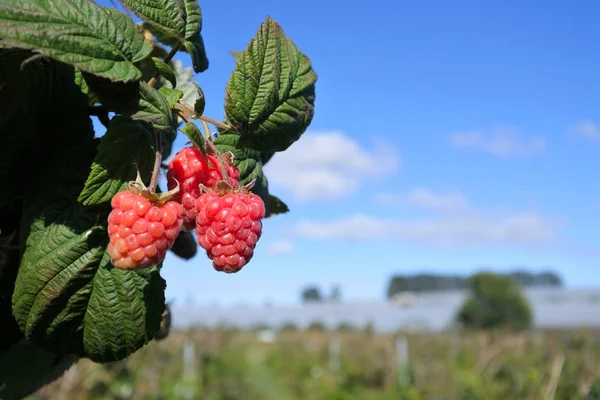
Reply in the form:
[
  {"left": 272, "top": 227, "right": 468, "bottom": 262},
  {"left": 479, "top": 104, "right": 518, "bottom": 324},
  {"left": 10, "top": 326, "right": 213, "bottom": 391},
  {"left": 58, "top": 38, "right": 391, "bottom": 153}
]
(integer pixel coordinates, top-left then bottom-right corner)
[
  {"left": 148, "top": 43, "right": 183, "bottom": 88},
  {"left": 205, "top": 140, "right": 230, "bottom": 184},
  {"left": 88, "top": 105, "right": 110, "bottom": 128},
  {"left": 149, "top": 131, "right": 163, "bottom": 194},
  {"left": 199, "top": 115, "right": 235, "bottom": 132},
  {"left": 200, "top": 119, "right": 212, "bottom": 141}
]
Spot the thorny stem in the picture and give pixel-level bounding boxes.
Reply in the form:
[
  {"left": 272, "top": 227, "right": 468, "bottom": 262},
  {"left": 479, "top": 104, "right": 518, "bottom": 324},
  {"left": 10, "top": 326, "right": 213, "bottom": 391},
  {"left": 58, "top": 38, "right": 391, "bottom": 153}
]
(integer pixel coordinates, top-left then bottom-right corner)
[
  {"left": 149, "top": 131, "right": 162, "bottom": 194},
  {"left": 174, "top": 103, "right": 235, "bottom": 133},
  {"left": 205, "top": 139, "right": 230, "bottom": 184},
  {"left": 199, "top": 115, "right": 234, "bottom": 132},
  {"left": 148, "top": 43, "right": 182, "bottom": 87}
]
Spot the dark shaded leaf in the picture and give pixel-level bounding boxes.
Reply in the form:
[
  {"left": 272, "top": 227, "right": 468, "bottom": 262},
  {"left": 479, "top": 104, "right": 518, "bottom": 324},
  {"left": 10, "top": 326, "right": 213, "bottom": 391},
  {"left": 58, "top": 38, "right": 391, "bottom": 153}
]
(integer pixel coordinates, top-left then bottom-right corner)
[
  {"left": 169, "top": 231, "right": 197, "bottom": 260},
  {"left": 267, "top": 195, "right": 289, "bottom": 217}
]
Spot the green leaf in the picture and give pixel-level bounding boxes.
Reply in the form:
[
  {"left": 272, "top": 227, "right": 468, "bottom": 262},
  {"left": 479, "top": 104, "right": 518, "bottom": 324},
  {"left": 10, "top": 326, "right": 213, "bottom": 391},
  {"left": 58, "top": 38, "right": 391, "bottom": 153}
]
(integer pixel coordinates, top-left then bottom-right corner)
[
  {"left": 0, "top": 1, "right": 152, "bottom": 82},
  {"left": 12, "top": 141, "right": 166, "bottom": 362},
  {"left": 230, "top": 50, "right": 242, "bottom": 60},
  {"left": 159, "top": 87, "right": 184, "bottom": 109},
  {"left": 132, "top": 82, "right": 174, "bottom": 131},
  {"left": 213, "top": 130, "right": 270, "bottom": 216},
  {"left": 151, "top": 57, "right": 177, "bottom": 87},
  {"left": 193, "top": 82, "right": 206, "bottom": 116},
  {"left": 78, "top": 117, "right": 155, "bottom": 206},
  {"left": 267, "top": 195, "right": 289, "bottom": 217},
  {"left": 125, "top": 0, "right": 209, "bottom": 73},
  {"left": 180, "top": 122, "right": 206, "bottom": 157},
  {"left": 224, "top": 16, "right": 317, "bottom": 152},
  {"left": 184, "top": 31, "right": 210, "bottom": 73}
]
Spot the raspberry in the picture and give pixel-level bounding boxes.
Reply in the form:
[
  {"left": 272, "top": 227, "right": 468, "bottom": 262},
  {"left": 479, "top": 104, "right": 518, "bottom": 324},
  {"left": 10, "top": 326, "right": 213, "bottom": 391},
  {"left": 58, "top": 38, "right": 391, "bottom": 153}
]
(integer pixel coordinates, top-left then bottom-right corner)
[
  {"left": 107, "top": 190, "right": 183, "bottom": 270},
  {"left": 167, "top": 147, "right": 240, "bottom": 231},
  {"left": 195, "top": 192, "right": 265, "bottom": 273}
]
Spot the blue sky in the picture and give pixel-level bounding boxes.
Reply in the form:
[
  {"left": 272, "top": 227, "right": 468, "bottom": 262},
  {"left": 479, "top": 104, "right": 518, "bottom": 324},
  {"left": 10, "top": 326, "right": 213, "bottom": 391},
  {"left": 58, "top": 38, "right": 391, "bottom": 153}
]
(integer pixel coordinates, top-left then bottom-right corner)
[{"left": 95, "top": 0, "right": 600, "bottom": 306}]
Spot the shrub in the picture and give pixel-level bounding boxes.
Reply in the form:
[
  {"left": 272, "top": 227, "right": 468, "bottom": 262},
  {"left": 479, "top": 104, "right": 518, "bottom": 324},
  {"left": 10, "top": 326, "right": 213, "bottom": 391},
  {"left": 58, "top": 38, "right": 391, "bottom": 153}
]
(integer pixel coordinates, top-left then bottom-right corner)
[{"left": 456, "top": 272, "right": 533, "bottom": 331}]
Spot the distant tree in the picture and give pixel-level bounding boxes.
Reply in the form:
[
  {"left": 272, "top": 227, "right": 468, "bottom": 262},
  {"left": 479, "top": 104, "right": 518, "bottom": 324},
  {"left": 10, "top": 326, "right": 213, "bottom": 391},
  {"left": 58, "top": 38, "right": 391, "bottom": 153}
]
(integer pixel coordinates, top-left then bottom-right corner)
[
  {"left": 386, "top": 270, "right": 562, "bottom": 298},
  {"left": 279, "top": 322, "right": 299, "bottom": 332},
  {"left": 329, "top": 285, "right": 342, "bottom": 302},
  {"left": 456, "top": 272, "right": 533, "bottom": 331},
  {"left": 508, "top": 270, "right": 562, "bottom": 287},
  {"left": 335, "top": 322, "right": 356, "bottom": 332},
  {"left": 249, "top": 322, "right": 271, "bottom": 332},
  {"left": 307, "top": 321, "right": 327, "bottom": 332},
  {"left": 301, "top": 286, "right": 323, "bottom": 303},
  {"left": 386, "top": 274, "right": 466, "bottom": 297}
]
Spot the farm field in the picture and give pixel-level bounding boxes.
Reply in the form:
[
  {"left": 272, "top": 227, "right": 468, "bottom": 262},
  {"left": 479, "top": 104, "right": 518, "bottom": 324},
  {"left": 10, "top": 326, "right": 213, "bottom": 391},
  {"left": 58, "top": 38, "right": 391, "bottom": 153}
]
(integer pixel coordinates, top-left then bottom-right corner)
[{"left": 28, "top": 327, "right": 600, "bottom": 400}]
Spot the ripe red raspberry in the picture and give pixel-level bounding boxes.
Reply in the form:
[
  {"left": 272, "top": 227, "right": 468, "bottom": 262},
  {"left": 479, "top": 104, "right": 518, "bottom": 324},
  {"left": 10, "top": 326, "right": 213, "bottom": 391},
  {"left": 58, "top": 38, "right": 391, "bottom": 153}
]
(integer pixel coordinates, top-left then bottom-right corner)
[
  {"left": 167, "top": 147, "right": 240, "bottom": 231},
  {"left": 195, "top": 192, "right": 265, "bottom": 273},
  {"left": 107, "top": 190, "right": 183, "bottom": 270}
]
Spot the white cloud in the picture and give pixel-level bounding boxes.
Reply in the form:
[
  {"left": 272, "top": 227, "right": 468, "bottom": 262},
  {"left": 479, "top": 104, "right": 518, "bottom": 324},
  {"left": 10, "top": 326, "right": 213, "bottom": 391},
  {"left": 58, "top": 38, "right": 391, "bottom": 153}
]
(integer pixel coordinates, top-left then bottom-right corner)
[
  {"left": 266, "top": 240, "right": 295, "bottom": 255},
  {"left": 376, "top": 187, "right": 470, "bottom": 214},
  {"left": 293, "top": 188, "right": 563, "bottom": 249},
  {"left": 263, "top": 131, "right": 399, "bottom": 202},
  {"left": 449, "top": 126, "right": 546, "bottom": 157},
  {"left": 568, "top": 120, "right": 600, "bottom": 140}
]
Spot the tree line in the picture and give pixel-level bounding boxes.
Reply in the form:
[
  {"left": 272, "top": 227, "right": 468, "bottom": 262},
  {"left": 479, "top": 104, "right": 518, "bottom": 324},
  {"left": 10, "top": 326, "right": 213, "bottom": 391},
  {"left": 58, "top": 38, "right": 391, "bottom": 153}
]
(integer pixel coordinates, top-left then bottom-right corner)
[{"left": 386, "top": 270, "right": 562, "bottom": 298}]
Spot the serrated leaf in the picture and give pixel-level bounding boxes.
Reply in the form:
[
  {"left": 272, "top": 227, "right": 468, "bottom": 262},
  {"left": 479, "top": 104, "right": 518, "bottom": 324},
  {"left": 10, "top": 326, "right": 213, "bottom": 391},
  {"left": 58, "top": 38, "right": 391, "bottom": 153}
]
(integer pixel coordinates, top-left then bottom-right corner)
[
  {"left": 0, "top": 1, "right": 152, "bottom": 82},
  {"left": 122, "top": 0, "right": 200, "bottom": 41},
  {"left": 125, "top": 0, "right": 209, "bottom": 73},
  {"left": 151, "top": 57, "right": 177, "bottom": 87},
  {"left": 230, "top": 50, "right": 242, "bottom": 60},
  {"left": 159, "top": 87, "right": 184, "bottom": 109},
  {"left": 180, "top": 122, "right": 206, "bottom": 157},
  {"left": 213, "top": 131, "right": 270, "bottom": 216},
  {"left": 12, "top": 141, "right": 165, "bottom": 362},
  {"left": 132, "top": 82, "right": 174, "bottom": 131},
  {"left": 267, "top": 195, "right": 289, "bottom": 217},
  {"left": 224, "top": 16, "right": 317, "bottom": 152},
  {"left": 78, "top": 117, "right": 155, "bottom": 206},
  {"left": 193, "top": 82, "right": 206, "bottom": 116}
]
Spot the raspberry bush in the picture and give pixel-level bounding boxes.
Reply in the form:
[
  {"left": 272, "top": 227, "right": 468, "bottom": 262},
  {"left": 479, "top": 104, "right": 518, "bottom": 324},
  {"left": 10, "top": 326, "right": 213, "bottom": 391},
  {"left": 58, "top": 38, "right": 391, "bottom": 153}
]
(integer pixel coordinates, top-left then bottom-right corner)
[{"left": 0, "top": 0, "right": 316, "bottom": 397}]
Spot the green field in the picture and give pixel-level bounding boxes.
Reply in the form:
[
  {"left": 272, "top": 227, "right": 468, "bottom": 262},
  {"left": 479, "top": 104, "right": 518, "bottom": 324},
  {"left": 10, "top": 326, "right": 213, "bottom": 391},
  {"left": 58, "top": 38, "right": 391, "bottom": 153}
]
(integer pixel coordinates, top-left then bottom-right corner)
[{"left": 27, "top": 326, "right": 600, "bottom": 400}]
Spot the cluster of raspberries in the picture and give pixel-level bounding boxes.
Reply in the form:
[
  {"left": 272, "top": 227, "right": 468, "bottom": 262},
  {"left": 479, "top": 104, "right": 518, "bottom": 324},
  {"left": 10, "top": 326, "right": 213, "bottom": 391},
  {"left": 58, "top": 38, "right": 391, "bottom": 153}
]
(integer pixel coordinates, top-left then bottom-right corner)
[{"left": 107, "top": 146, "right": 265, "bottom": 274}]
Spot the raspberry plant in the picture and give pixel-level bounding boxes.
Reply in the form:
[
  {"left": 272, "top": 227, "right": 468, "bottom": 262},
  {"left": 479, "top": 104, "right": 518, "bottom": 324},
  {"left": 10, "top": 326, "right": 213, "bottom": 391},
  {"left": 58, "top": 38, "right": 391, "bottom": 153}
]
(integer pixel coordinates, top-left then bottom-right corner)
[{"left": 0, "top": 0, "right": 316, "bottom": 397}]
